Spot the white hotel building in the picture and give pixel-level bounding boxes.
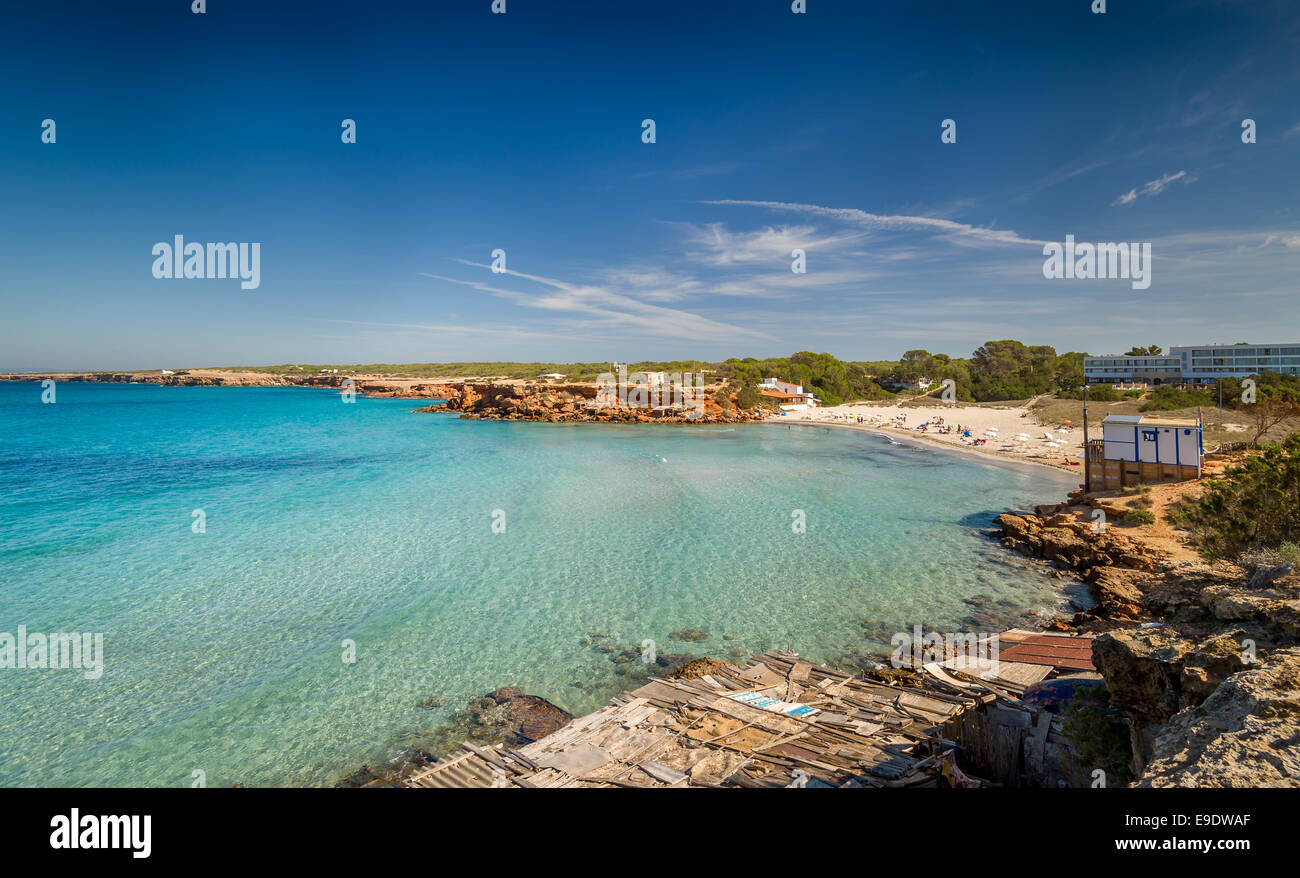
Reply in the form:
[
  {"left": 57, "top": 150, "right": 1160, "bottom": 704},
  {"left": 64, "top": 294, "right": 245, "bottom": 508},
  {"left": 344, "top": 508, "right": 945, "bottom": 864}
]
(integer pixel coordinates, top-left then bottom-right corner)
[{"left": 1084, "top": 343, "right": 1300, "bottom": 386}]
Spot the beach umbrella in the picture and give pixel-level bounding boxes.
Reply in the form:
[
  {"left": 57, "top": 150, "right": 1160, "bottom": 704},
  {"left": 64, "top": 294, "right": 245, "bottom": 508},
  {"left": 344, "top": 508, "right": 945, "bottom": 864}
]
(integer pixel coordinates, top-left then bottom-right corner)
[
  {"left": 1015, "top": 435, "right": 1030, "bottom": 444},
  {"left": 1057, "top": 427, "right": 1069, "bottom": 434},
  {"left": 1044, "top": 440, "right": 1061, "bottom": 449}
]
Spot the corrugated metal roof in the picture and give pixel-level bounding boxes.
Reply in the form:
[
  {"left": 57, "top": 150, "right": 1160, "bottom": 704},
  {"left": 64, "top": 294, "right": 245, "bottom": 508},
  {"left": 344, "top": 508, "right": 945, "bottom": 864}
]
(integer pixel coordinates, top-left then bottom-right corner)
[
  {"left": 1102, "top": 414, "right": 1199, "bottom": 427},
  {"left": 998, "top": 634, "right": 1096, "bottom": 671},
  {"left": 406, "top": 750, "right": 507, "bottom": 789},
  {"left": 402, "top": 652, "right": 983, "bottom": 789}
]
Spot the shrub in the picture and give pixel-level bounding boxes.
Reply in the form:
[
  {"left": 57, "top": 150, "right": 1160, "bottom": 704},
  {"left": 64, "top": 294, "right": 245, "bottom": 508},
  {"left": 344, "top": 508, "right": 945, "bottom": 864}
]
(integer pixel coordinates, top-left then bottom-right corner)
[
  {"left": 1121, "top": 508, "right": 1155, "bottom": 527},
  {"left": 1171, "top": 432, "right": 1300, "bottom": 560},
  {"left": 1281, "top": 542, "right": 1300, "bottom": 565},
  {"left": 1140, "top": 386, "right": 1213, "bottom": 412},
  {"left": 1237, "top": 542, "right": 1300, "bottom": 569}
]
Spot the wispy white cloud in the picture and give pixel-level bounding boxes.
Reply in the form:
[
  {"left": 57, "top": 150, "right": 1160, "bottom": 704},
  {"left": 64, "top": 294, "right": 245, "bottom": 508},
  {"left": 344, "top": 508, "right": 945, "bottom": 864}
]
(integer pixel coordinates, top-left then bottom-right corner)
[
  {"left": 406, "top": 198, "right": 1300, "bottom": 363},
  {"left": 680, "top": 222, "right": 869, "bottom": 267},
  {"left": 1112, "top": 170, "right": 1193, "bottom": 206},
  {"left": 701, "top": 199, "right": 1052, "bottom": 247},
  {"left": 421, "top": 261, "right": 776, "bottom": 343}
]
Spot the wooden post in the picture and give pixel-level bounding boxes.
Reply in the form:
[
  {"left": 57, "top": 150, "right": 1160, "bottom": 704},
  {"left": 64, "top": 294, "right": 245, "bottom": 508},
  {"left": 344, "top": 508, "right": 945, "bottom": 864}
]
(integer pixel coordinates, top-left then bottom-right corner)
[
  {"left": 1081, "top": 385, "right": 1090, "bottom": 491},
  {"left": 1197, "top": 406, "right": 1203, "bottom": 480}
]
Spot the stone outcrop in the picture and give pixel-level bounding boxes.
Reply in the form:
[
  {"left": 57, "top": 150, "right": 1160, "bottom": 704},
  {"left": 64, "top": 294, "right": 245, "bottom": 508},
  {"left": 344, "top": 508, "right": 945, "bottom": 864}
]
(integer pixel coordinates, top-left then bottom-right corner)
[
  {"left": 995, "top": 510, "right": 1161, "bottom": 574},
  {"left": 1134, "top": 564, "right": 1300, "bottom": 638},
  {"left": 994, "top": 509, "right": 1162, "bottom": 627},
  {"left": 1091, "top": 620, "right": 1298, "bottom": 784},
  {"left": 413, "top": 382, "right": 764, "bottom": 424},
  {"left": 668, "top": 657, "right": 733, "bottom": 679},
  {"left": 1093, "top": 628, "right": 1253, "bottom": 731},
  {"left": 472, "top": 686, "right": 575, "bottom": 745},
  {"left": 1137, "top": 647, "right": 1300, "bottom": 787}
]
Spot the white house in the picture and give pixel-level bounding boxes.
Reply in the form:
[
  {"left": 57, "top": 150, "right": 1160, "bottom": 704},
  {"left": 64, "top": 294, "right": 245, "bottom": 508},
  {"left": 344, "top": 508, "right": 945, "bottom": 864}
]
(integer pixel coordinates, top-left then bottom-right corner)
[
  {"left": 758, "top": 377, "right": 819, "bottom": 411},
  {"left": 883, "top": 376, "right": 934, "bottom": 392}
]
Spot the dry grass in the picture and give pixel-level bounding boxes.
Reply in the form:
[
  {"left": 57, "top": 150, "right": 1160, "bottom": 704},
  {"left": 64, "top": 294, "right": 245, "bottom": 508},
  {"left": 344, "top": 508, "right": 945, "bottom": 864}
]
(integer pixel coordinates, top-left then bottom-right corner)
[{"left": 1027, "top": 394, "right": 1272, "bottom": 448}]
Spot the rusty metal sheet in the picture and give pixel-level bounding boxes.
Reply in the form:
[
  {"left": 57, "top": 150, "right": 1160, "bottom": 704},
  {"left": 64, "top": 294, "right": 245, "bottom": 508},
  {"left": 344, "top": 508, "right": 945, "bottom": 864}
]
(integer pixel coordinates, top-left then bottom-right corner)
[{"left": 998, "top": 635, "right": 1095, "bottom": 671}]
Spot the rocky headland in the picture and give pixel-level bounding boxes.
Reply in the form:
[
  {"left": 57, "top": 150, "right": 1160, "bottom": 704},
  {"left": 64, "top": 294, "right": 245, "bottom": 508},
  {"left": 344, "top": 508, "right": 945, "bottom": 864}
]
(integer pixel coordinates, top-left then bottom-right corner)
[
  {"left": 1, "top": 371, "right": 768, "bottom": 422},
  {"left": 412, "top": 382, "right": 765, "bottom": 424}
]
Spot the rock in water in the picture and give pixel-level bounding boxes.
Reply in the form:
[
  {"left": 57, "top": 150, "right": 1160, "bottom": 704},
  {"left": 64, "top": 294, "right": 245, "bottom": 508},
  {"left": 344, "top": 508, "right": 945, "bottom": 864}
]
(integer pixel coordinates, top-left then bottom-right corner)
[
  {"left": 669, "top": 657, "right": 732, "bottom": 679},
  {"left": 484, "top": 687, "right": 574, "bottom": 745}
]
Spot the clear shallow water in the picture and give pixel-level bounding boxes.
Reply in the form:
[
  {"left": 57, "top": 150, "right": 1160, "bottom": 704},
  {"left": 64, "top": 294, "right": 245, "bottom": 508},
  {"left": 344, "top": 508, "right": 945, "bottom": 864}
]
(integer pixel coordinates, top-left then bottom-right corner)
[{"left": 0, "top": 382, "right": 1076, "bottom": 786}]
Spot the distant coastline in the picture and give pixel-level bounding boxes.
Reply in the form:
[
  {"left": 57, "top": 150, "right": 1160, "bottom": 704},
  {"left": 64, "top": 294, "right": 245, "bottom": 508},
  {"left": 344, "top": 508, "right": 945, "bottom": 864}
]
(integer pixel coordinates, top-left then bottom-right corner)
[{"left": 1, "top": 369, "right": 1094, "bottom": 467}]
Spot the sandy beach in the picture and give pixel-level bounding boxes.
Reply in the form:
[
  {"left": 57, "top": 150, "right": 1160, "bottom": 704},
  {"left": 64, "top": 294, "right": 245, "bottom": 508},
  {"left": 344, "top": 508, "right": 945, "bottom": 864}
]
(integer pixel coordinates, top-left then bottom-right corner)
[{"left": 770, "top": 401, "right": 1090, "bottom": 475}]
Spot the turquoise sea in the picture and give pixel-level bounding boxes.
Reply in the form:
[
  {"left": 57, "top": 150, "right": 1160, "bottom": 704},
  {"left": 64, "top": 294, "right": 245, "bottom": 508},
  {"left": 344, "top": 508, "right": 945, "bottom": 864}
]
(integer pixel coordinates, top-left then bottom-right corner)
[{"left": 0, "top": 382, "right": 1078, "bottom": 787}]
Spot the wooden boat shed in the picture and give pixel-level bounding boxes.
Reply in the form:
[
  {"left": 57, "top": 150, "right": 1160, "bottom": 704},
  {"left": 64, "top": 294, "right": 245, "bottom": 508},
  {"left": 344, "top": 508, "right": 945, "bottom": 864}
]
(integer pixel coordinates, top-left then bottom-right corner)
[
  {"left": 401, "top": 643, "right": 1098, "bottom": 789},
  {"left": 1085, "top": 414, "right": 1202, "bottom": 491}
]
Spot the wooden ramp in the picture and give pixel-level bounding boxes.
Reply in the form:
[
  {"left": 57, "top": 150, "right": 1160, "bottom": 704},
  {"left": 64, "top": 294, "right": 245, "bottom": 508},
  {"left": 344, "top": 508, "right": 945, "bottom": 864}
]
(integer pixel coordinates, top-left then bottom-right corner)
[{"left": 404, "top": 651, "right": 984, "bottom": 789}]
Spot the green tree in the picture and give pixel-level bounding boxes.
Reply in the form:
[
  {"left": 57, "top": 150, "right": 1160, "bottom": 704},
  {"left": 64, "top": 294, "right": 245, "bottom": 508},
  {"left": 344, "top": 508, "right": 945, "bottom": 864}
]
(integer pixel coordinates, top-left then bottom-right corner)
[
  {"left": 734, "top": 385, "right": 761, "bottom": 409},
  {"left": 968, "top": 340, "right": 1062, "bottom": 401}
]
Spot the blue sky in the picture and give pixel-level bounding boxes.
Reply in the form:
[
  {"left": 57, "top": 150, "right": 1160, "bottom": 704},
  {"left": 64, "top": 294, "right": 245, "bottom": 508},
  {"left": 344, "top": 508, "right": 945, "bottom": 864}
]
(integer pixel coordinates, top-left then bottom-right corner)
[{"left": 2, "top": 0, "right": 1298, "bottom": 370}]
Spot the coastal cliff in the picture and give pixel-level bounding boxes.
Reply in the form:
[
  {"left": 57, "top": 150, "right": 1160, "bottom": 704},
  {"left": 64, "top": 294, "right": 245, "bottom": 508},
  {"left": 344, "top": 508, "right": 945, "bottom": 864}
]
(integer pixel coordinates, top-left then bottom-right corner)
[
  {"left": 0, "top": 371, "right": 450, "bottom": 398},
  {"left": 992, "top": 472, "right": 1300, "bottom": 787},
  {"left": 0, "top": 372, "right": 769, "bottom": 421}
]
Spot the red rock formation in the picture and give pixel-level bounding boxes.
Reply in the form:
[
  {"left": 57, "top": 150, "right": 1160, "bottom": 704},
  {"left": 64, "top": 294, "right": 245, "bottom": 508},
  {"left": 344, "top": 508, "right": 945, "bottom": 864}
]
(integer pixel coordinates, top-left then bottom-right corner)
[{"left": 413, "top": 382, "right": 764, "bottom": 424}]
